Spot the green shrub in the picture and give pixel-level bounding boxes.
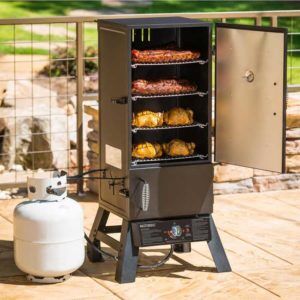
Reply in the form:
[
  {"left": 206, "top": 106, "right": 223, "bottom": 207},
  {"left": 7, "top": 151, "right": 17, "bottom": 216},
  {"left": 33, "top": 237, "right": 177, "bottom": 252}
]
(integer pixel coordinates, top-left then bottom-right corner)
[{"left": 40, "top": 46, "right": 98, "bottom": 77}]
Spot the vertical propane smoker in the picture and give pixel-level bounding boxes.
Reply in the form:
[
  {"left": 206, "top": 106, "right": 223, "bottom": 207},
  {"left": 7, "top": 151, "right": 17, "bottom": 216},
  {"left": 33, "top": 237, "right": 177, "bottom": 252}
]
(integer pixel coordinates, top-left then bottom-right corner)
[{"left": 87, "top": 17, "right": 287, "bottom": 283}]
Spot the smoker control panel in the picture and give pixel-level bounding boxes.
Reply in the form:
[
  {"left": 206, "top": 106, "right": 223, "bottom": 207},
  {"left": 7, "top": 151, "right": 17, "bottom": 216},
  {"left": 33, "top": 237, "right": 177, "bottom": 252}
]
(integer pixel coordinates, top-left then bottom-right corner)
[{"left": 131, "top": 216, "right": 211, "bottom": 247}]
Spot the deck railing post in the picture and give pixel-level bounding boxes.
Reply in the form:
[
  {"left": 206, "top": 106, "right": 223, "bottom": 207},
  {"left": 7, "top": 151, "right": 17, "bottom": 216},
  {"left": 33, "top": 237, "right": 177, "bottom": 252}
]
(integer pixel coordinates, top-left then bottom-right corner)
[
  {"left": 255, "top": 16, "right": 262, "bottom": 26},
  {"left": 271, "top": 16, "right": 278, "bottom": 27},
  {"left": 76, "top": 21, "right": 84, "bottom": 194}
]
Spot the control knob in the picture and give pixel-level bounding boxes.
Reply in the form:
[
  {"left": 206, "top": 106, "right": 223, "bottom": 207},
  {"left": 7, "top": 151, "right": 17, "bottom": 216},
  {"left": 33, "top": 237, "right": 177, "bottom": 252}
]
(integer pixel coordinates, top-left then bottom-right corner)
[{"left": 170, "top": 225, "right": 182, "bottom": 239}]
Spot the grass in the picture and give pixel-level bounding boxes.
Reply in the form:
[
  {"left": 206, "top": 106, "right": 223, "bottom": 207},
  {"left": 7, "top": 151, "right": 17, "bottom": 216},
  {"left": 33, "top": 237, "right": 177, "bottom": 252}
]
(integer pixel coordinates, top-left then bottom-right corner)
[
  {"left": 0, "top": 1, "right": 299, "bottom": 84},
  {"left": 0, "top": 1, "right": 105, "bottom": 19},
  {"left": 135, "top": 1, "right": 300, "bottom": 13}
]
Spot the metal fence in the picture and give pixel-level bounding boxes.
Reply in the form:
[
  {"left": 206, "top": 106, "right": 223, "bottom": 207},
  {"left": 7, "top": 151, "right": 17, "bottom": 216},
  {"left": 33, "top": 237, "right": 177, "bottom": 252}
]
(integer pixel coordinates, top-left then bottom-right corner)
[{"left": 0, "top": 10, "right": 299, "bottom": 191}]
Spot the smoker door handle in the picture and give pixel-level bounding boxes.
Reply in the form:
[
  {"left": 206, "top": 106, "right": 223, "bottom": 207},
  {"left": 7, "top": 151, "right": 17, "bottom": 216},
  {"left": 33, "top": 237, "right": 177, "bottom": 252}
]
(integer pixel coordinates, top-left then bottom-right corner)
[
  {"left": 141, "top": 181, "right": 150, "bottom": 212},
  {"left": 111, "top": 97, "right": 128, "bottom": 104}
]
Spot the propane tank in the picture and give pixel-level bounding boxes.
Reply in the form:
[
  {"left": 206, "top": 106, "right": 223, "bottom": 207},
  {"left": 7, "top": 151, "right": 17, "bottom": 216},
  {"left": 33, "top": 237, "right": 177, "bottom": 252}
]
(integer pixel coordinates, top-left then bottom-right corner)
[{"left": 13, "top": 171, "right": 85, "bottom": 283}]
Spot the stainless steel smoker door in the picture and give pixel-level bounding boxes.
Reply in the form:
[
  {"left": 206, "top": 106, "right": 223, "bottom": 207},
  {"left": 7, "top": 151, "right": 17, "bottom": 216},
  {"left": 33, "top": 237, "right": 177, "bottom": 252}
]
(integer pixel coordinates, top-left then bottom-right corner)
[{"left": 215, "top": 23, "right": 287, "bottom": 172}]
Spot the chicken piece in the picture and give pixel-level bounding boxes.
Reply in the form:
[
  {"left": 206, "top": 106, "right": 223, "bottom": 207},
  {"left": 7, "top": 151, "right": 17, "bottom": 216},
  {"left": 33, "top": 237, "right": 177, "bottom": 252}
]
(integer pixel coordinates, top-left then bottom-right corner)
[
  {"left": 132, "top": 111, "right": 164, "bottom": 128},
  {"left": 163, "top": 139, "right": 195, "bottom": 157},
  {"left": 132, "top": 142, "right": 163, "bottom": 159},
  {"left": 164, "top": 107, "right": 194, "bottom": 126}
]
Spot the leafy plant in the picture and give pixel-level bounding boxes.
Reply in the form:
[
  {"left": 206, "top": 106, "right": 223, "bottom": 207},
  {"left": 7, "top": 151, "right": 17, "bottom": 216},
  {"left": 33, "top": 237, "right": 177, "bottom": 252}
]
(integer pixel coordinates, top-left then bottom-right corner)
[{"left": 40, "top": 46, "right": 98, "bottom": 77}]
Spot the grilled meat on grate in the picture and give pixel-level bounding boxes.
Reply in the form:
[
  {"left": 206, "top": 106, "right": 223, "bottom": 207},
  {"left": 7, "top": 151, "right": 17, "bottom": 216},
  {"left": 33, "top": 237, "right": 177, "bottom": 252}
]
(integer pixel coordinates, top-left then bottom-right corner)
[
  {"left": 132, "top": 79, "right": 197, "bottom": 96},
  {"left": 163, "top": 139, "right": 195, "bottom": 157},
  {"left": 132, "top": 142, "right": 163, "bottom": 159},
  {"left": 164, "top": 107, "right": 194, "bottom": 126},
  {"left": 132, "top": 48, "right": 200, "bottom": 63},
  {"left": 132, "top": 111, "right": 164, "bottom": 128}
]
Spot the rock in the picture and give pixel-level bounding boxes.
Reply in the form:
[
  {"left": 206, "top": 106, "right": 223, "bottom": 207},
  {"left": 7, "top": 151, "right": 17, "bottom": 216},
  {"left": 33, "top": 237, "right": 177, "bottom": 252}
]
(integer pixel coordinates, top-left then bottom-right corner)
[
  {"left": 0, "top": 165, "right": 4, "bottom": 173},
  {"left": 0, "top": 190, "right": 11, "bottom": 200},
  {"left": 15, "top": 118, "right": 53, "bottom": 170},
  {"left": 69, "top": 149, "right": 78, "bottom": 168},
  {"left": 3, "top": 79, "right": 57, "bottom": 109},
  {"left": 86, "top": 150, "right": 99, "bottom": 192},
  {"left": 286, "top": 154, "right": 300, "bottom": 173},
  {"left": 0, "top": 78, "right": 73, "bottom": 170},
  {"left": 87, "top": 178, "right": 99, "bottom": 194},
  {"left": 287, "top": 93, "right": 300, "bottom": 107},
  {"left": 253, "top": 173, "right": 300, "bottom": 192},
  {"left": 87, "top": 131, "right": 99, "bottom": 143},
  {"left": 253, "top": 169, "right": 277, "bottom": 176},
  {"left": 288, "top": 98, "right": 300, "bottom": 107},
  {"left": 88, "top": 119, "right": 98, "bottom": 131},
  {"left": 68, "top": 113, "right": 77, "bottom": 145},
  {"left": 0, "top": 124, "right": 11, "bottom": 168},
  {"left": 10, "top": 164, "right": 23, "bottom": 172},
  {"left": 286, "top": 140, "right": 300, "bottom": 155},
  {"left": 84, "top": 74, "right": 98, "bottom": 93},
  {"left": 213, "top": 178, "right": 254, "bottom": 195},
  {"left": 87, "top": 150, "right": 98, "bottom": 162},
  {"left": 65, "top": 103, "right": 75, "bottom": 115},
  {"left": 287, "top": 106, "right": 300, "bottom": 128},
  {"left": 286, "top": 128, "right": 300, "bottom": 139},
  {"left": 0, "top": 118, "right": 6, "bottom": 132},
  {"left": 88, "top": 140, "right": 99, "bottom": 154},
  {"left": 213, "top": 164, "right": 254, "bottom": 182},
  {"left": 88, "top": 158, "right": 100, "bottom": 169},
  {"left": 84, "top": 101, "right": 99, "bottom": 120},
  {"left": 87, "top": 171, "right": 100, "bottom": 194},
  {"left": 0, "top": 81, "right": 7, "bottom": 107}
]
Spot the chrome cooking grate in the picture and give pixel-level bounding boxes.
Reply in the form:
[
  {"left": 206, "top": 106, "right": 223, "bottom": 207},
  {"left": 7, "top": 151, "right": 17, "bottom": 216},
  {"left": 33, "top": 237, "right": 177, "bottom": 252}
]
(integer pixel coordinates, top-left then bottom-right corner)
[
  {"left": 132, "top": 91, "right": 208, "bottom": 101},
  {"left": 131, "top": 154, "right": 208, "bottom": 165},
  {"left": 131, "top": 59, "right": 208, "bottom": 68},
  {"left": 132, "top": 122, "right": 208, "bottom": 133}
]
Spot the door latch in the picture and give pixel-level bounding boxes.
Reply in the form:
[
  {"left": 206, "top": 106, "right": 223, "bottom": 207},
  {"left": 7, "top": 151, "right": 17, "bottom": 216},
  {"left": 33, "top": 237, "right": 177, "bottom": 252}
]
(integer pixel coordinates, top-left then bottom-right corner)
[{"left": 111, "top": 97, "right": 128, "bottom": 104}]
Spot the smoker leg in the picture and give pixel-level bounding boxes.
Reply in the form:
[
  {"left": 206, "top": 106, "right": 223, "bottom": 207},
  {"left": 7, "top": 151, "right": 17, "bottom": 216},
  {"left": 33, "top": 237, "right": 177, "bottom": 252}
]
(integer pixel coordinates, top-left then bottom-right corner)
[
  {"left": 207, "top": 215, "right": 231, "bottom": 272},
  {"left": 87, "top": 207, "right": 109, "bottom": 262},
  {"left": 115, "top": 220, "right": 139, "bottom": 283},
  {"left": 174, "top": 242, "right": 191, "bottom": 253}
]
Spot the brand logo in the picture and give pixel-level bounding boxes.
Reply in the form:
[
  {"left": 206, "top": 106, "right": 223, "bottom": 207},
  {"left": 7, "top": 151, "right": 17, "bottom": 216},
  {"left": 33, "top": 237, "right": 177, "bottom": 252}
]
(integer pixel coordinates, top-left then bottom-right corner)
[{"left": 140, "top": 223, "right": 155, "bottom": 228}]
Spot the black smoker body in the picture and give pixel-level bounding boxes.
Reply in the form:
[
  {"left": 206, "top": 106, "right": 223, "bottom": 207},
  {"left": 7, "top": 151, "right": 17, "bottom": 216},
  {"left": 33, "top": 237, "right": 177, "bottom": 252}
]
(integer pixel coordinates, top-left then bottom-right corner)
[{"left": 88, "top": 17, "right": 287, "bottom": 283}]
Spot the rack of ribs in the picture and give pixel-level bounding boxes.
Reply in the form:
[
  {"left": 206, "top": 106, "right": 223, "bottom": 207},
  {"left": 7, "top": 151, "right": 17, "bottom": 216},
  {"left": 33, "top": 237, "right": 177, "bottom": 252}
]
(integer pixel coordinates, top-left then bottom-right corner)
[
  {"left": 132, "top": 79, "right": 197, "bottom": 96},
  {"left": 132, "top": 48, "right": 200, "bottom": 63}
]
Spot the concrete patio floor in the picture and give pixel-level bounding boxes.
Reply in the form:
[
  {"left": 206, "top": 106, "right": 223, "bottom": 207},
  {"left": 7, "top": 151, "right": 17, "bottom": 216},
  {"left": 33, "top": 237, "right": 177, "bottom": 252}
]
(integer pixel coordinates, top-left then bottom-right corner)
[{"left": 0, "top": 189, "right": 300, "bottom": 299}]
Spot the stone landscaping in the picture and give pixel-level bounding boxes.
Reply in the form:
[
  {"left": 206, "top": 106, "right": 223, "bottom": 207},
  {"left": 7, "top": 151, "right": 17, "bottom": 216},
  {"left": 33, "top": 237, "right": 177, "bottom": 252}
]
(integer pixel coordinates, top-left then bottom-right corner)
[{"left": 0, "top": 54, "right": 80, "bottom": 189}]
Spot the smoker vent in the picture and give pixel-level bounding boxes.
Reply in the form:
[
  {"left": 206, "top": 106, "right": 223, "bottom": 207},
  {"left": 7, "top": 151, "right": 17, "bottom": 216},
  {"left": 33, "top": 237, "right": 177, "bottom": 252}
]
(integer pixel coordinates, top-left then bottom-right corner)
[
  {"left": 131, "top": 59, "right": 208, "bottom": 69},
  {"left": 132, "top": 154, "right": 208, "bottom": 165},
  {"left": 132, "top": 91, "right": 208, "bottom": 101},
  {"left": 132, "top": 122, "right": 208, "bottom": 133}
]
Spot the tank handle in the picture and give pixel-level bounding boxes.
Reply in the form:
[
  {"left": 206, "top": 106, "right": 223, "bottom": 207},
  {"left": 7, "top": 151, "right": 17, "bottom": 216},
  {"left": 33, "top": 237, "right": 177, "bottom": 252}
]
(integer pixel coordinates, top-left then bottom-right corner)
[{"left": 28, "top": 172, "right": 67, "bottom": 201}]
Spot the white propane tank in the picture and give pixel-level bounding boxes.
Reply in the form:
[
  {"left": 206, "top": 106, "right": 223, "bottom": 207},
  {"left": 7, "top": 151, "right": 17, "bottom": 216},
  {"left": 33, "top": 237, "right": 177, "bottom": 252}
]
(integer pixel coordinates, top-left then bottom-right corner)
[{"left": 13, "top": 171, "right": 85, "bottom": 283}]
